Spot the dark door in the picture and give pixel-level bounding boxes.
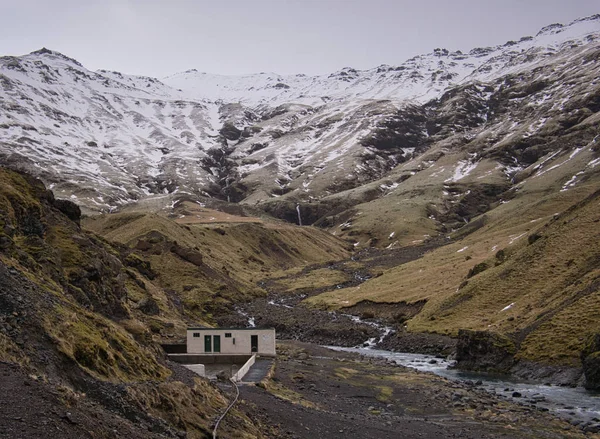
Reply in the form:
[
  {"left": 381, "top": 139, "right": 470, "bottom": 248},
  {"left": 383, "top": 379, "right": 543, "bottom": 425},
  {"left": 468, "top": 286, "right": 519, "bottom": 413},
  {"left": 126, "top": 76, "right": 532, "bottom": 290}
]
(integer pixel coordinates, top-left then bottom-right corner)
[
  {"left": 213, "top": 335, "right": 221, "bottom": 353},
  {"left": 204, "top": 335, "right": 212, "bottom": 352},
  {"left": 251, "top": 335, "right": 258, "bottom": 353}
]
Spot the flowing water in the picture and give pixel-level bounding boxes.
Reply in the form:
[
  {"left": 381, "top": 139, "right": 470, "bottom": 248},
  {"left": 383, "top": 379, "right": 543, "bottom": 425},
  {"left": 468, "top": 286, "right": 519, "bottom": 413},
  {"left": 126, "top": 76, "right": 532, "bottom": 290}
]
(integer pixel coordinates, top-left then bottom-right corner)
[
  {"left": 329, "top": 346, "right": 600, "bottom": 425},
  {"left": 248, "top": 293, "right": 600, "bottom": 425}
]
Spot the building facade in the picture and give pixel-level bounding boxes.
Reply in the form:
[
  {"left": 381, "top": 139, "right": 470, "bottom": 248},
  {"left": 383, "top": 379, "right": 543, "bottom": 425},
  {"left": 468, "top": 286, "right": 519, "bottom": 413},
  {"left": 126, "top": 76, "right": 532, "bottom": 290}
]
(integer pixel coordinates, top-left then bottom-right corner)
[{"left": 186, "top": 327, "right": 276, "bottom": 356}]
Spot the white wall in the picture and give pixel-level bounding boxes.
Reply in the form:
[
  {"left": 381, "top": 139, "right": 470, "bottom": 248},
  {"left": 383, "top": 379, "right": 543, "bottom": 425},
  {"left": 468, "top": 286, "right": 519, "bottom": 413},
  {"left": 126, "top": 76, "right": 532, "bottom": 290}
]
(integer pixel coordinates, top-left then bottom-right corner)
[
  {"left": 187, "top": 328, "right": 276, "bottom": 356},
  {"left": 232, "top": 354, "right": 256, "bottom": 382}
]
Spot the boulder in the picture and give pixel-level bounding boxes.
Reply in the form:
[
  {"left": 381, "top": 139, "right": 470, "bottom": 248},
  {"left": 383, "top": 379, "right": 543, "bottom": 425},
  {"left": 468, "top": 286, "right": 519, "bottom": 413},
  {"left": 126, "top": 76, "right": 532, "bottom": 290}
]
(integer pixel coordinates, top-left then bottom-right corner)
[
  {"left": 138, "top": 297, "right": 160, "bottom": 316},
  {"left": 455, "top": 329, "right": 516, "bottom": 373}
]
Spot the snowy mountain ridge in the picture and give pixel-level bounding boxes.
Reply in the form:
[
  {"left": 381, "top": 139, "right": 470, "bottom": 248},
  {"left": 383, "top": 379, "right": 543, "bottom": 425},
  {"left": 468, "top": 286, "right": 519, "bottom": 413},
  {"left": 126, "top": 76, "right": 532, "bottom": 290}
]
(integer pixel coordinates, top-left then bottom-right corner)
[
  {"left": 163, "top": 14, "right": 600, "bottom": 106},
  {"left": 0, "top": 14, "right": 598, "bottom": 219}
]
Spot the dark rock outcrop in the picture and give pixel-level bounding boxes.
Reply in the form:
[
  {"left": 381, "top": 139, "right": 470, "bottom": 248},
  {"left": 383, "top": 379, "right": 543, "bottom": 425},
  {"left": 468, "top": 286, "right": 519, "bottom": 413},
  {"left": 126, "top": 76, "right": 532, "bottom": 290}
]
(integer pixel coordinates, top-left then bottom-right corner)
[
  {"left": 53, "top": 198, "right": 82, "bottom": 225},
  {"left": 581, "top": 333, "right": 600, "bottom": 389},
  {"left": 219, "top": 121, "right": 242, "bottom": 141},
  {"left": 138, "top": 296, "right": 160, "bottom": 316},
  {"left": 455, "top": 329, "right": 517, "bottom": 373},
  {"left": 124, "top": 252, "right": 156, "bottom": 280},
  {"left": 582, "top": 353, "right": 600, "bottom": 389},
  {"left": 170, "top": 243, "right": 203, "bottom": 266}
]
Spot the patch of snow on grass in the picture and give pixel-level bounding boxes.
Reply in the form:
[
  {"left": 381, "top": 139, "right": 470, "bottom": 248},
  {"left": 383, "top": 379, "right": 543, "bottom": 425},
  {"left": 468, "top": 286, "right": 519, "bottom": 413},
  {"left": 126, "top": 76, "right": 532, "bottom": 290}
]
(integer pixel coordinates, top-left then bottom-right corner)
[
  {"left": 430, "top": 166, "right": 446, "bottom": 178},
  {"left": 535, "top": 147, "right": 585, "bottom": 178},
  {"left": 457, "top": 246, "right": 469, "bottom": 253},
  {"left": 500, "top": 302, "right": 515, "bottom": 312},
  {"left": 380, "top": 182, "right": 399, "bottom": 191},
  {"left": 561, "top": 171, "right": 584, "bottom": 191},
  {"left": 509, "top": 232, "right": 527, "bottom": 244},
  {"left": 446, "top": 159, "right": 479, "bottom": 182}
]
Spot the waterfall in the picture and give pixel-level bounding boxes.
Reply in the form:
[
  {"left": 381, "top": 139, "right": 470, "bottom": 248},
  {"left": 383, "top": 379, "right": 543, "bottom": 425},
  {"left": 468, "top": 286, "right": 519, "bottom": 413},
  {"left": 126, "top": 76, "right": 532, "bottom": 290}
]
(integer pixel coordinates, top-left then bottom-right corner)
[{"left": 296, "top": 204, "right": 303, "bottom": 226}]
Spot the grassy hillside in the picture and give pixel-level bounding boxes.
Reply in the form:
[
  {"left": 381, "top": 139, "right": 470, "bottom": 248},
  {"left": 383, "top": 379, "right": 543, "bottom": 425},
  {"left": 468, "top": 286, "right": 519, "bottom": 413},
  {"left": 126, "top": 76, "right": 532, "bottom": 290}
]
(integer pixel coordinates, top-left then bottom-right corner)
[
  {"left": 84, "top": 203, "right": 350, "bottom": 326},
  {"left": 305, "top": 163, "right": 600, "bottom": 367},
  {"left": 0, "top": 167, "right": 286, "bottom": 438}
]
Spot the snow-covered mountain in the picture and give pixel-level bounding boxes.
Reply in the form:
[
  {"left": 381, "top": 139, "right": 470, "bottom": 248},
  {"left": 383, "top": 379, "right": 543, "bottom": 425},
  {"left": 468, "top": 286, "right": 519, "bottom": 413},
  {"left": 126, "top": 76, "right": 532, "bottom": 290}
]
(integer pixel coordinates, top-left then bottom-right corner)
[
  {"left": 164, "top": 15, "right": 600, "bottom": 106},
  {"left": 0, "top": 15, "right": 599, "bottom": 222}
]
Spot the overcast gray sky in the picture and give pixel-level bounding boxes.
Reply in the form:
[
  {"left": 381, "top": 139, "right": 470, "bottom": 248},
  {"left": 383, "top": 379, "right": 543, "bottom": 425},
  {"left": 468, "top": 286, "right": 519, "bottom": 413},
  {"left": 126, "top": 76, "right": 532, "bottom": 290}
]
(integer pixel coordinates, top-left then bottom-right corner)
[{"left": 1, "top": 0, "right": 598, "bottom": 78}]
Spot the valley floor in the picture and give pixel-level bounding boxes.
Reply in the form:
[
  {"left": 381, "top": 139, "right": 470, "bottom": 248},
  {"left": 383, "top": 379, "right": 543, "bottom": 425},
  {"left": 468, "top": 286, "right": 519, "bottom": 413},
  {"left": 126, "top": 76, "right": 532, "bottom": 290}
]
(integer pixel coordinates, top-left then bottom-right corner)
[{"left": 231, "top": 341, "right": 586, "bottom": 439}]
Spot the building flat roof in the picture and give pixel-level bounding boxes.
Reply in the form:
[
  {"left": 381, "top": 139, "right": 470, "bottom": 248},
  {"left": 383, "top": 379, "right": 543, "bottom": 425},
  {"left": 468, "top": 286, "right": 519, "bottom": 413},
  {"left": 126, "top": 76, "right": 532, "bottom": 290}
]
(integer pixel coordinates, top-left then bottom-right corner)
[{"left": 187, "top": 327, "right": 275, "bottom": 331}]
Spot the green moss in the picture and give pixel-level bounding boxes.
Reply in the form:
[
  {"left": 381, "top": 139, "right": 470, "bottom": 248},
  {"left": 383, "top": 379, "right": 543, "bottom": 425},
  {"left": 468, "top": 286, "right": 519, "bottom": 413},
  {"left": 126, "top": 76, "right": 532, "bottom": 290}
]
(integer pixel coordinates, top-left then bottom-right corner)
[
  {"left": 46, "top": 226, "right": 84, "bottom": 267},
  {"left": 47, "top": 305, "right": 170, "bottom": 382},
  {"left": 376, "top": 385, "right": 393, "bottom": 402}
]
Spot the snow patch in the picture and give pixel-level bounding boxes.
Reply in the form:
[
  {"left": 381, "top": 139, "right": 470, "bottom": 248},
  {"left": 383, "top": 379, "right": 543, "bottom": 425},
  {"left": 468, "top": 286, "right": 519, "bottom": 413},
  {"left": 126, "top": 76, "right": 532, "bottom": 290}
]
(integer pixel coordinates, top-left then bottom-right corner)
[
  {"left": 500, "top": 302, "right": 515, "bottom": 312},
  {"left": 446, "top": 159, "right": 479, "bottom": 182}
]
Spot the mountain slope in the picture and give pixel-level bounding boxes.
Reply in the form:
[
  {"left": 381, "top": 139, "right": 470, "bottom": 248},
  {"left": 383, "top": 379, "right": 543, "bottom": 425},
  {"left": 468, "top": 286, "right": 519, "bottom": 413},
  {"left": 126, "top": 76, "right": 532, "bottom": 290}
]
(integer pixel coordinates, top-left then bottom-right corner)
[
  {"left": 0, "top": 166, "right": 354, "bottom": 437},
  {"left": 0, "top": 16, "right": 598, "bottom": 224},
  {"left": 1, "top": 14, "right": 600, "bottom": 387},
  {"left": 0, "top": 167, "right": 265, "bottom": 437}
]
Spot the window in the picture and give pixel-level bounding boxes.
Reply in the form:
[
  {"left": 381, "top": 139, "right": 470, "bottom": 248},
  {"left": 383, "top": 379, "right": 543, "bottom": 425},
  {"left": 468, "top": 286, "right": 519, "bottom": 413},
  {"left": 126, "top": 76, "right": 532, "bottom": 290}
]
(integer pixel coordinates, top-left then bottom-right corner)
[
  {"left": 193, "top": 333, "right": 200, "bottom": 338},
  {"left": 225, "top": 333, "right": 232, "bottom": 338}
]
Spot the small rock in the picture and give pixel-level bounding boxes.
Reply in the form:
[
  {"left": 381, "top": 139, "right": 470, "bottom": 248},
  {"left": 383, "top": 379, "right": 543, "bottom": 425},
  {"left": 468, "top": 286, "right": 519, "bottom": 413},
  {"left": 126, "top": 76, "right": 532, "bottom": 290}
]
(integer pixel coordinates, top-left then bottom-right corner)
[
  {"left": 584, "top": 423, "right": 600, "bottom": 433},
  {"left": 61, "top": 412, "right": 77, "bottom": 425},
  {"left": 512, "top": 392, "right": 522, "bottom": 398}
]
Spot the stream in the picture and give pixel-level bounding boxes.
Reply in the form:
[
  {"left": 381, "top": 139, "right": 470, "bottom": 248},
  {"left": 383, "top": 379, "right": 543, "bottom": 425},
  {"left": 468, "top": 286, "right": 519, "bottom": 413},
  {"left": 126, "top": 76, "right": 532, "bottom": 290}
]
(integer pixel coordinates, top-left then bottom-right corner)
[
  {"left": 244, "top": 296, "right": 600, "bottom": 426},
  {"left": 328, "top": 346, "right": 600, "bottom": 425}
]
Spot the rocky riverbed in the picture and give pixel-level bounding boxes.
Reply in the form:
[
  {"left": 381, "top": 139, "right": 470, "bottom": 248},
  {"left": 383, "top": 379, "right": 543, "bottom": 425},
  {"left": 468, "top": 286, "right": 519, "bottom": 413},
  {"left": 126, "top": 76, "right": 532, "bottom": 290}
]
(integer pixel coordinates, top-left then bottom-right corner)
[
  {"left": 216, "top": 267, "right": 600, "bottom": 436},
  {"left": 233, "top": 341, "right": 589, "bottom": 439}
]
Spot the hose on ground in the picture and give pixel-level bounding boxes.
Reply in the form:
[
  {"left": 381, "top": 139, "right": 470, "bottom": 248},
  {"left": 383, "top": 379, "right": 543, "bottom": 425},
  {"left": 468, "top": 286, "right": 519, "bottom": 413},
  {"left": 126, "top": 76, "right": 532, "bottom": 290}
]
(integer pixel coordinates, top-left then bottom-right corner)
[{"left": 213, "top": 378, "right": 240, "bottom": 439}]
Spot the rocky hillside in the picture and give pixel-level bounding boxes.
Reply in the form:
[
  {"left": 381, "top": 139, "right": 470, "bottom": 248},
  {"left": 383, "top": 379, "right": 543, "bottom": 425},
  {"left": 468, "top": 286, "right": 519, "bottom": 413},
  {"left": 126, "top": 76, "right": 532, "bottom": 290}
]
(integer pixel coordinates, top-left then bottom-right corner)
[
  {"left": 0, "top": 167, "right": 349, "bottom": 437},
  {"left": 1, "top": 12, "right": 600, "bottom": 394},
  {"left": 0, "top": 16, "right": 598, "bottom": 227}
]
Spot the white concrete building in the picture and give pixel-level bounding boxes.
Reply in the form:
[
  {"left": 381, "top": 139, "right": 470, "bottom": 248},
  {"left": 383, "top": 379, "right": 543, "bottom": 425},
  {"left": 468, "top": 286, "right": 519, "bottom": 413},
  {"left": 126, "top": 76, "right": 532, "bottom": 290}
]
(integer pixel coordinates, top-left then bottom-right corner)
[{"left": 186, "top": 327, "right": 276, "bottom": 356}]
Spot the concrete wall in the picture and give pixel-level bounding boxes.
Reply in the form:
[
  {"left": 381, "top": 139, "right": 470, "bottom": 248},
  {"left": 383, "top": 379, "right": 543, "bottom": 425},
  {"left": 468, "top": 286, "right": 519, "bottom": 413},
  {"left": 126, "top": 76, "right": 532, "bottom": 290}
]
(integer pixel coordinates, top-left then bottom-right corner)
[
  {"left": 232, "top": 354, "right": 256, "bottom": 382},
  {"left": 182, "top": 364, "right": 205, "bottom": 377},
  {"left": 187, "top": 328, "right": 276, "bottom": 356},
  {"left": 168, "top": 354, "right": 251, "bottom": 365}
]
